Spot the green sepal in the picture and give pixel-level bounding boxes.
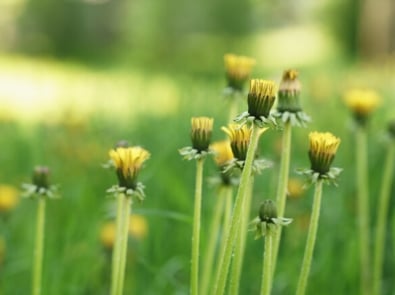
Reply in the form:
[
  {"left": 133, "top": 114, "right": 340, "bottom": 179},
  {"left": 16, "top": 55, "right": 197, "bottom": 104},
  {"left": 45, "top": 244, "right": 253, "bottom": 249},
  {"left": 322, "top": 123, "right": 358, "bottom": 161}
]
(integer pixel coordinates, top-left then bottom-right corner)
[
  {"left": 21, "top": 183, "right": 60, "bottom": 199},
  {"left": 107, "top": 182, "right": 146, "bottom": 202},
  {"left": 296, "top": 166, "right": 343, "bottom": 187}
]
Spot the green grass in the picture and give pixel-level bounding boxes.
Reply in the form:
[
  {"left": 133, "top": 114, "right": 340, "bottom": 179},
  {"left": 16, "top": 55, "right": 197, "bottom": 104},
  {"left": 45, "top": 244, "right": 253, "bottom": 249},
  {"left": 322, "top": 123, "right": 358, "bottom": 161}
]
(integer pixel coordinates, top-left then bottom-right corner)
[{"left": 0, "top": 54, "right": 393, "bottom": 294}]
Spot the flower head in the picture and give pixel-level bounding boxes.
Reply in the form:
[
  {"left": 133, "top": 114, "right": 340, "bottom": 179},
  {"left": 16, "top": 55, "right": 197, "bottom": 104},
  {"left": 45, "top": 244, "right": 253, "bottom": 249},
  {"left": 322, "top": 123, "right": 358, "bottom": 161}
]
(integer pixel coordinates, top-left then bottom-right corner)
[
  {"left": 109, "top": 146, "right": 150, "bottom": 190},
  {"left": 308, "top": 132, "right": 340, "bottom": 175},
  {"left": 129, "top": 214, "right": 148, "bottom": 240},
  {"left": 100, "top": 221, "right": 116, "bottom": 249},
  {"left": 0, "top": 185, "right": 19, "bottom": 212},
  {"left": 247, "top": 79, "right": 277, "bottom": 119},
  {"left": 224, "top": 54, "right": 255, "bottom": 91},
  {"left": 22, "top": 166, "right": 58, "bottom": 198},
  {"left": 190, "top": 117, "right": 214, "bottom": 153},
  {"left": 277, "top": 69, "right": 302, "bottom": 113},
  {"left": 344, "top": 89, "right": 380, "bottom": 125},
  {"left": 222, "top": 124, "right": 252, "bottom": 161},
  {"left": 210, "top": 141, "right": 234, "bottom": 167},
  {"left": 32, "top": 166, "right": 50, "bottom": 190}
]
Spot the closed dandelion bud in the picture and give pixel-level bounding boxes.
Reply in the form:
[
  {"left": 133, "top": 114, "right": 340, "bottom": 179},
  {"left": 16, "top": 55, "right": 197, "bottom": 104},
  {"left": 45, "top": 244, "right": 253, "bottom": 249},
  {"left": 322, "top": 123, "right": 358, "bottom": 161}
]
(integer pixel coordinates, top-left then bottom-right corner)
[
  {"left": 222, "top": 124, "right": 252, "bottom": 161},
  {"left": 248, "top": 79, "right": 277, "bottom": 119},
  {"left": 109, "top": 146, "right": 150, "bottom": 190},
  {"left": 224, "top": 54, "right": 255, "bottom": 91},
  {"left": 259, "top": 200, "right": 277, "bottom": 223},
  {"left": 32, "top": 166, "right": 50, "bottom": 190},
  {"left": 308, "top": 132, "right": 341, "bottom": 175},
  {"left": 387, "top": 120, "right": 395, "bottom": 139},
  {"left": 344, "top": 89, "right": 380, "bottom": 126},
  {"left": 277, "top": 69, "right": 302, "bottom": 113},
  {"left": 190, "top": 117, "right": 214, "bottom": 153}
]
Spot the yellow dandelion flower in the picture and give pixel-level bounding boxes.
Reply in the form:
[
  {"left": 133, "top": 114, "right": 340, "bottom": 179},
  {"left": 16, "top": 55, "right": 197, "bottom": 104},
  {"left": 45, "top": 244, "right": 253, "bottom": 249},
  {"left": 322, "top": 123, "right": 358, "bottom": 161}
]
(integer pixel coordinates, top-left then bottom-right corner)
[
  {"left": 308, "top": 132, "right": 341, "bottom": 174},
  {"left": 344, "top": 89, "right": 380, "bottom": 124},
  {"left": 129, "top": 214, "right": 148, "bottom": 240},
  {"left": 224, "top": 54, "right": 255, "bottom": 91},
  {"left": 100, "top": 221, "right": 116, "bottom": 249},
  {"left": 287, "top": 178, "right": 304, "bottom": 199},
  {"left": 190, "top": 117, "right": 214, "bottom": 152},
  {"left": 248, "top": 79, "right": 277, "bottom": 118},
  {"left": 210, "top": 141, "right": 234, "bottom": 167},
  {"left": 0, "top": 185, "right": 19, "bottom": 212},
  {"left": 222, "top": 124, "right": 257, "bottom": 161},
  {"left": 109, "top": 146, "right": 150, "bottom": 189}
]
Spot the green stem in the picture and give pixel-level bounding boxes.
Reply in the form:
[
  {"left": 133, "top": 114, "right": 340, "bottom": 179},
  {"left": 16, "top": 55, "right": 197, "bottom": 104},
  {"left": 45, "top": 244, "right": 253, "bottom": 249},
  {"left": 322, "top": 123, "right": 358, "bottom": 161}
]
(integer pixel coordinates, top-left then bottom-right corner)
[
  {"left": 372, "top": 142, "right": 395, "bottom": 295},
  {"left": 229, "top": 177, "right": 255, "bottom": 295},
  {"left": 261, "top": 230, "right": 273, "bottom": 295},
  {"left": 272, "top": 121, "right": 292, "bottom": 276},
  {"left": 213, "top": 124, "right": 261, "bottom": 295},
  {"left": 228, "top": 92, "right": 241, "bottom": 123},
  {"left": 191, "top": 158, "right": 205, "bottom": 295},
  {"left": 356, "top": 128, "right": 371, "bottom": 295},
  {"left": 32, "top": 197, "right": 46, "bottom": 295},
  {"left": 201, "top": 187, "right": 228, "bottom": 295},
  {"left": 296, "top": 179, "right": 323, "bottom": 295},
  {"left": 110, "top": 193, "right": 125, "bottom": 295},
  {"left": 117, "top": 196, "right": 132, "bottom": 295}
]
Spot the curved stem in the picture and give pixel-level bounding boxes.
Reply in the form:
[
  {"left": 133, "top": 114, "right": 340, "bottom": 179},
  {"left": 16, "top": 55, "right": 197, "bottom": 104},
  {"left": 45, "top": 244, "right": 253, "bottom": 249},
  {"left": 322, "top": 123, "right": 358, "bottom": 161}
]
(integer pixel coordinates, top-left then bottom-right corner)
[
  {"left": 356, "top": 128, "right": 371, "bottom": 295},
  {"left": 200, "top": 187, "right": 228, "bottom": 295},
  {"left": 372, "top": 142, "right": 395, "bottom": 295},
  {"left": 191, "top": 158, "right": 205, "bottom": 295},
  {"left": 213, "top": 125, "right": 261, "bottom": 295},
  {"left": 111, "top": 193, "right": 125, "bottom": 295},
  {"left": 296, "top": 180, "right": 323, "bottom": 295},
  {"left": 117, "top": 196, "right": 132, "bottom": 295},
  {"left": 272, "top": 122, "right": 292, "bottom": 276},
  {"left": 32, "top": 197, "right": 46, "bottom": 295},
  {"left": 229, "top": 176, "right": 255, "bottom": 295},
  {"left": 261, "top": 230, "right": 273, "bottom": 295}
]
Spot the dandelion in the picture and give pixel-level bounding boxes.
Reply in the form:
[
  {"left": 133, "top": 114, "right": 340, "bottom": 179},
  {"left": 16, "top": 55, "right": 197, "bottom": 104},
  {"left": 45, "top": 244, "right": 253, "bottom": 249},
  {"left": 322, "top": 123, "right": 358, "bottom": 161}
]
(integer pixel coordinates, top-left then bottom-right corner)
[
  {"left": 344, "top": 89, "right": 380, "bottom": 126},
  {"left": 100, "top": 221, "right": 117, "bottom": 250},
  {"left": 179, "top": 117, "right": 214, "bottom": 295},
  {"left": 107, "top": 146, "right": 150, "bottom": 295},
  {"left": 224, "top": 54, "right": 255, "bottom": 92},
  {"left": 129, "top": 214, "right": 148, "bottom": 240},
  {"left": 0, "top": 185, "right": 19, "bottom": 213},
  {"left": 296, "top": 132, "right": 341, "bottom": 295},
  {"left": 287, "top": 178, "right": 305, "bottom": 199},
  {"left": 250, "top": 200, "right": 292, "bottom": 295}
]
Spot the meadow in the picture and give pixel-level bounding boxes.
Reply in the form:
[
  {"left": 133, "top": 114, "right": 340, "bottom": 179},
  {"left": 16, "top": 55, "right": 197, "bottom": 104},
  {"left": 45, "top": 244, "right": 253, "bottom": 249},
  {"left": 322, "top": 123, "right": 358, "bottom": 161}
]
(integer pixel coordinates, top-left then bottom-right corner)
[{"left": 0, "top": 54, "right": 394, "bottom": 295}]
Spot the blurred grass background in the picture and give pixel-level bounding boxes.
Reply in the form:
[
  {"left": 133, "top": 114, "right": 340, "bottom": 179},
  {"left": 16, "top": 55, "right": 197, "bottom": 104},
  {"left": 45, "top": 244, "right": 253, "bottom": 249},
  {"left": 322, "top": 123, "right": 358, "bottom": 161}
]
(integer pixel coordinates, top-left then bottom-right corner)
[{"left": 0, "top": 0, "right": 395, "bottom": 294}]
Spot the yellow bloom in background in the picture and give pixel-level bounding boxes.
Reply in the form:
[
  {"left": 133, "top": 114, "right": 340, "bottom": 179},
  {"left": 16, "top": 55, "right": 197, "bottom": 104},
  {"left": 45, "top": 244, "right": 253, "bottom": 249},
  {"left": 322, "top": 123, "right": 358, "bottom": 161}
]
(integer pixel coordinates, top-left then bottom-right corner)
[
  {"left": 100, "top": 221, "right": 116, "bottom": 249},
  {"left": 224, "top": 54, "right": 256, "bottom": 91},
  {"left": 308, "top": 132, "right": 341, "bottom": 174},
  {"left": 287, "top": 178, "right": 305, "bottom": 199},
  {"left": 248, "top": 79, "right": 277, "bottom": 118},
  {"left": 344, "top": 89, "right": 380, "bottom": 125},
  {"left": 190, "top": 117, "right": 214, "bottom": 153},
  {"left": 109, "top": 146, "right": 150, "bottom": 189},
  {"left": 129, "top": 214, "right": 148, "bottom": 240},
  {"left": 222, "top": 124, "right": 252, "bottom": 161},
  {"left": 0, "top": 185, "right": 19, "bottom": 212},
  {"left": 210, "top": 140, "right": 234, "bottom": 167}
]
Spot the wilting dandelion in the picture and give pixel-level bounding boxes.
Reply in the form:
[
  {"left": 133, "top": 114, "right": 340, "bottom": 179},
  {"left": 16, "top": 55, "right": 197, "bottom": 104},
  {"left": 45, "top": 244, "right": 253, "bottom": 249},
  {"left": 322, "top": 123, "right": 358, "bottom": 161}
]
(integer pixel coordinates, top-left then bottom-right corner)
[
  {"left": 107, "top": 146, "right": 150, "bottom": 295},
  {"left": 179, "top": 117, "right": 214, "bottom": 295},
  {"left": 296, "top": 132, "right": 341, "bottom": 295}
]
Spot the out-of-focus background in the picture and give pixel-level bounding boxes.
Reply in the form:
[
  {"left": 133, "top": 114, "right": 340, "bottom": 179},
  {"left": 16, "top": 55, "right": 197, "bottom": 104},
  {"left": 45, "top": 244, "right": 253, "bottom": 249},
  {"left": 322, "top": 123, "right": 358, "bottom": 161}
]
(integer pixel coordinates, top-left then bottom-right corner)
[{"left": 0, "top": 0, "right": 394, "bottom": 294}]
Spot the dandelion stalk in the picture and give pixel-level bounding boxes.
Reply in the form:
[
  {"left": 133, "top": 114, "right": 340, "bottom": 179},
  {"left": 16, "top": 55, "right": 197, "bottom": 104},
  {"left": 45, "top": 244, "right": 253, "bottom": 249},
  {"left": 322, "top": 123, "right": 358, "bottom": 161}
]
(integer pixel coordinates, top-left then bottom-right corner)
[
  {"left": 372, "top": 141, "right": 395, "bottom": 295},
  {"left": 261, "top": 229, "right": 273, "bottom": 295},
  {"left": 191, "top": 158, "right": 204, "bottom": 295},
  {"left": 356, "top": 127, "right": 371, "bottom": 295},
  {"left": 110, "top": 193, "right": 125, "bottom": 295},
  {"left": 272, "top": 121, "right": 292, "bottom": 274},
  {"left": 32, "top": 196, "right": 45, "bottom": 295},
  {"left": 201, "top": 187, "right": 228, "bottom": 295},
  {"left": 295, "top": 179, "right": 323, "bottom": 295},
  {"left": 117, "top": 195, "right": 132, "bottom": 295},
  {"left": 213, "top": 124, "right": 261, "bottom": 295}
]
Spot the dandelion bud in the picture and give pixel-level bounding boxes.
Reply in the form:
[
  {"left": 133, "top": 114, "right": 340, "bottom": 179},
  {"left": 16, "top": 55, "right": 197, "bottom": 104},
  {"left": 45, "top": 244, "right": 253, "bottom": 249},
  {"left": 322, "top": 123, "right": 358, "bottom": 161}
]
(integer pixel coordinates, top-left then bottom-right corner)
[
  {"left": 224, "top": 54, "right": 255, "bottom": 91},
  {"left": 308, "top": 132, "right": 341, "bottom": 175},
  {"left": 248, "top": 79, "right": 277, "bottom": 119},
  {"left": 344, "top": 89, "right": 380, "bottom": 126},
  {"left": 222, "top": 124, "right": 252, "bottom": 161},
  {"left": 277, "top": 69, "right": 302, "bottom": 113},
  {"left": 190, "top": 117, "right": 214, "bottom": 153},
  {"left": 32, "top": 166, "right": 50, "bottom": 190},
  {"left": 258, "top": 200, "right": 278, "bottom": 223}
]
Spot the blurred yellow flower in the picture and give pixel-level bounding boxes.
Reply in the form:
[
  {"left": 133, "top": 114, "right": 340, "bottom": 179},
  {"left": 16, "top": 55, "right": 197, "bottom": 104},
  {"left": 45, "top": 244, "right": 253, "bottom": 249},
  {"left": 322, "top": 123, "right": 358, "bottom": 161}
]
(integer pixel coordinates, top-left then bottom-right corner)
[
  {"left": 344, "top": 89, "right": 380, "bottom": 124},
  {"left": 100, "top": 221, "right": 116, "bottom": 249},
  {"left": 287, "top": 178, "right": 304, "bottom": 199},
  {"left": 210, "top": 141, "right": 234, "bottom": 167},
  {"left": 0, "top": 185, "right": 19, "bottom": 212},
  {"left": 109, "top": 146, "right": 150, "bottom": 189},
  {"left": 129, "top": 214, "right": 148, "bottom": 240},
  {"left": 308, "top": 132, "right": 341, "bottom": 174},
  {"left": 224, "top": 54, "right": 255, "bottom": 91}
]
